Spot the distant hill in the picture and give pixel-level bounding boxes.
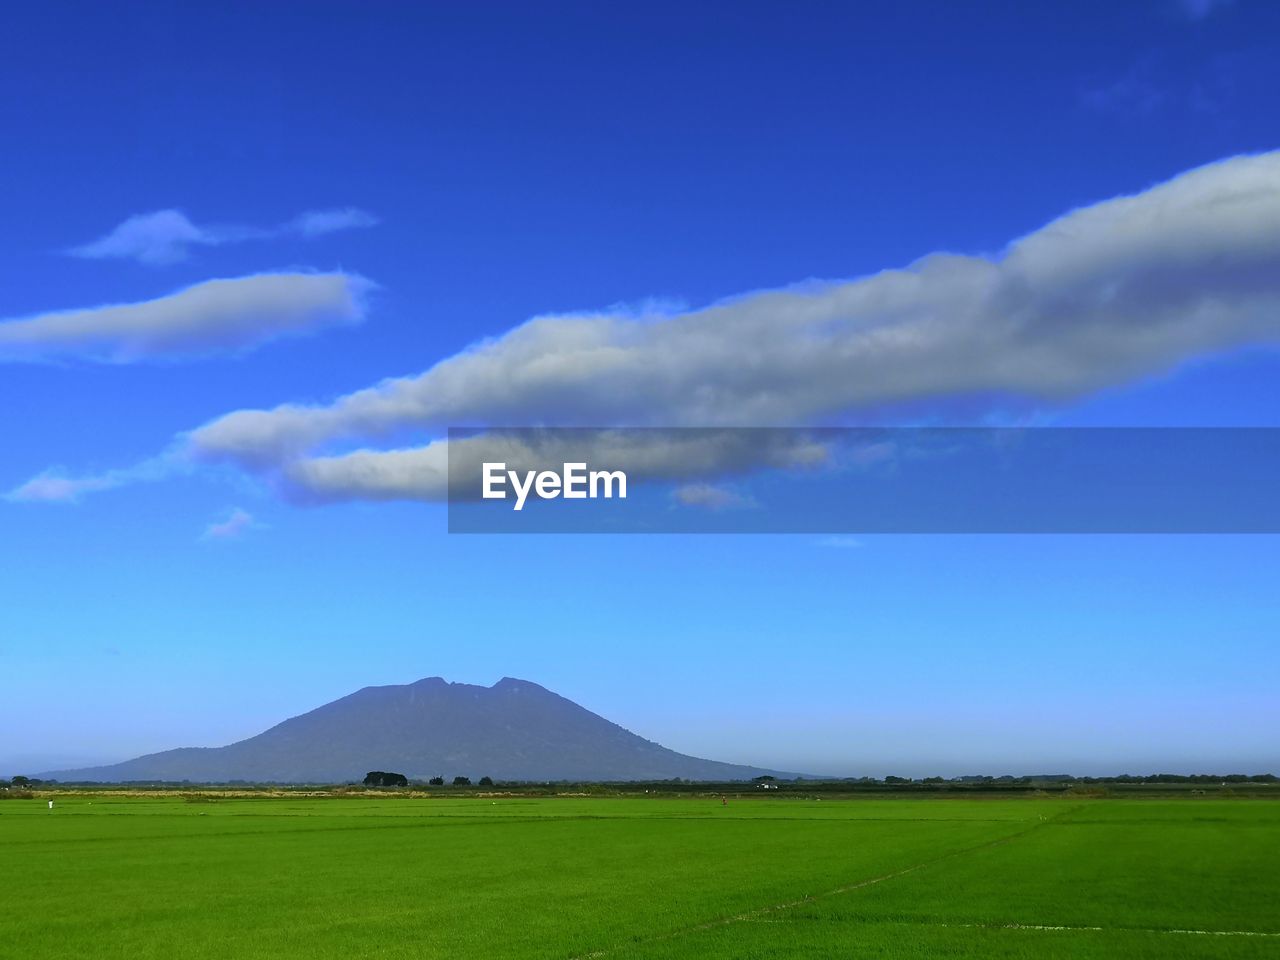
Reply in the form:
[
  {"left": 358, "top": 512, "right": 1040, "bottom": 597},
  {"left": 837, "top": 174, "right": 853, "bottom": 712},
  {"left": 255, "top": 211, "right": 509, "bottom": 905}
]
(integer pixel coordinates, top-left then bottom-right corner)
[{"left": 43, "top": 677, "right": 797, "bottom": 783}]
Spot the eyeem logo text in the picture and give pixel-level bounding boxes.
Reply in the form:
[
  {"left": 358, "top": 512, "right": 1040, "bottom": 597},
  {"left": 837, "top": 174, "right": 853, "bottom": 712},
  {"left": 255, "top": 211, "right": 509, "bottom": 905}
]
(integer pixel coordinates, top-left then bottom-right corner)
[{"left": 482, "top": 462, "right": 627, "bottom": 511}]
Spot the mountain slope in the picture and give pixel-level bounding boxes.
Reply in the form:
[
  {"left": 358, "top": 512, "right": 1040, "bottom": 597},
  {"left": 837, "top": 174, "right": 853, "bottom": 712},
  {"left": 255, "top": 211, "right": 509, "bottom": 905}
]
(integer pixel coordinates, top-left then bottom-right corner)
[{"left": 44, "top": 677, "right": 795, "bottom": 783}]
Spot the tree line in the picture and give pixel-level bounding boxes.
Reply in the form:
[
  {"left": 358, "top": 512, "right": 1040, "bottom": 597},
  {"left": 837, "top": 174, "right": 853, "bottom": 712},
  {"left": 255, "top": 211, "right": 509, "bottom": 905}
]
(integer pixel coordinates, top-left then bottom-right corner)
[{"left": 363, "top": 772, "right": 495, "bottom": 788}]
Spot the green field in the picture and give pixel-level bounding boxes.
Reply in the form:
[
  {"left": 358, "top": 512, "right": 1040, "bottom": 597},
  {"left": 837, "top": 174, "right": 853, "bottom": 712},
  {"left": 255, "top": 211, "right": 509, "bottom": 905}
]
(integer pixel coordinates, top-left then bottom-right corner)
[{"left": 2, "top": 794, "right": 1278, "bottom": 958}]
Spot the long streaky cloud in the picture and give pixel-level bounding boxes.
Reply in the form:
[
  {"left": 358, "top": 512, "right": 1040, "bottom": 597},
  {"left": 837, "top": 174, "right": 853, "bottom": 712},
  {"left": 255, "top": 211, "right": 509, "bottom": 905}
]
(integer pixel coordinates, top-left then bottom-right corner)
[
  {"left": 0, "top": 272, "right": 372, "bottom": 363},
  {"left": 69, "top": 207, "right": 378, "bottom": 265},
  {"left": 15, "top": 151, "right": 1280, "bottom": 504},
  {"left": 280, "top": 430, "right": 828, "bottom": 504}
]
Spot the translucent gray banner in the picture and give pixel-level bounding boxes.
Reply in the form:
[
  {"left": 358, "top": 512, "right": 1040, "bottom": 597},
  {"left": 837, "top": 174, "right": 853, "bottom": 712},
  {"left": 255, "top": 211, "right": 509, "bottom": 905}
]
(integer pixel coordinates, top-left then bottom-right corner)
[{"left": 445, "top": 427, "right": 1280, "bottom": 534}]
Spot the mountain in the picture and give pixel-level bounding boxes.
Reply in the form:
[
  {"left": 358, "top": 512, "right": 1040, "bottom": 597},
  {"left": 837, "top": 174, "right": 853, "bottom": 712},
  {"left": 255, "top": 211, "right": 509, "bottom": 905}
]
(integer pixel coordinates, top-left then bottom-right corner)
[{"left": 42, "top": 677, "right": 797, "bottom": 783}]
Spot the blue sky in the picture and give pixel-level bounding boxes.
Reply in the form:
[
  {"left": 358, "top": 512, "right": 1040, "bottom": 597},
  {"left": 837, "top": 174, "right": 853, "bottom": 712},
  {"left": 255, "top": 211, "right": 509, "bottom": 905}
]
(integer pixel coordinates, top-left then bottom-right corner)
[{"left": 2, "top": 0, "right": 1278, "bottom": 777}]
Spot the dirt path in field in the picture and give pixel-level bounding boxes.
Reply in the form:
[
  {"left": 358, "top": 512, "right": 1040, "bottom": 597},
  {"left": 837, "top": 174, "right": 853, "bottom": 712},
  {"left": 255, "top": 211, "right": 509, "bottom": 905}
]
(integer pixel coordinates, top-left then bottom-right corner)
[
  {"left": 927, "top": 922, "right": 1280, "bottom": 938},
  {"left": 567, "top": 805, "right": 1278, "bottom": 958},
  {"left": 569, "top": 813, "right": 1058, "bottom": 959}
]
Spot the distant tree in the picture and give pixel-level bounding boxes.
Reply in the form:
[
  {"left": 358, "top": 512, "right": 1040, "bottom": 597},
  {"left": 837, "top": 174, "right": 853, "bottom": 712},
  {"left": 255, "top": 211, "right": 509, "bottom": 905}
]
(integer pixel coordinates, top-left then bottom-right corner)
[
  {"left": 753, "top": 775, "right": 776, "bottom": 782},
  {"left": 478, "top": 776, "right": 494, "bottom": 786},
  {"left": 11, "top": 776, "right": 31, "bottom": 787},
  {"left": 884, "top": 776, "right": 910, "bottom": 785},
  {"left": 428, "top": 776, "right": 444, "bottom": 786},
  {"left": 452, "top": 776, "right": 472, "bottom": 786},
  {"left": 363, "top": 771, "right": 408, "bottom": 788}
]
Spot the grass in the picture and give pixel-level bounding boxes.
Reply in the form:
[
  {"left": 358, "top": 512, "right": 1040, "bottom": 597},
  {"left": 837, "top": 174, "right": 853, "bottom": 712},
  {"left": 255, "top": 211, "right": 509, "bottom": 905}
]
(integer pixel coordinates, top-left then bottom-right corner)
[{"left": 2, "top": 794, "right": 1277, "bottom": 958}]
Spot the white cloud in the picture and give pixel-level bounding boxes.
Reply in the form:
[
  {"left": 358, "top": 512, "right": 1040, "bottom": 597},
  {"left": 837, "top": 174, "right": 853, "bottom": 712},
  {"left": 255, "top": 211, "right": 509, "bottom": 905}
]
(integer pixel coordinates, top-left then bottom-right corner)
[
  {"left": 68, "top": 207, "right": 379, "bottom": 265},
  {"left": 286, "top": 444, "right": 449, "bottom": 503},
  {"left": 201, "top": 507, "right": 257, "bottom": 540},
  {"left": 192, "top": 152, "right": 1280, "bottom": 497},
  {"left": 18, "top": 151, "right": 1280, "bottom": 504},
  {"left": 0, "top": 272, "right": 372, "bottom": 363}
]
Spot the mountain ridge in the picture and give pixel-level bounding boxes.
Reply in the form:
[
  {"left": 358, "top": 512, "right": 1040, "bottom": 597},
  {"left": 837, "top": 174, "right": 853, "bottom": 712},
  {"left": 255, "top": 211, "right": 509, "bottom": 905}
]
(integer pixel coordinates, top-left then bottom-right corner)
[{"left": 42, "top": 676, "right": 800, "bottom": 783}]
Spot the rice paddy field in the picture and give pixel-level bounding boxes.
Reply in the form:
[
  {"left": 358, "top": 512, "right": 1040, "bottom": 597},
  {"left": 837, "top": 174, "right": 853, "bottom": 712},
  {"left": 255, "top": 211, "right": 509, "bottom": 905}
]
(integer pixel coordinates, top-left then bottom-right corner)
[{"left": 2, "top": 793, "right": 1277, "bottom": 958}]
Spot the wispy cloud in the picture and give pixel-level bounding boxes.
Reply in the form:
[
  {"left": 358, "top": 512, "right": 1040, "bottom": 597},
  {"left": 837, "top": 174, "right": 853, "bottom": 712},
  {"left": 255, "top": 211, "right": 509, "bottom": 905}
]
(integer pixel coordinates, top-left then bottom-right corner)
[
  {"left": 17, "top": 151, "right": 1280, "bottom": 505},
  {"left": 68, "top": 207, "right": 379, "bottom": 266},
  {"left": 6, "top": 471, "right": 121, "bottom": 503},
  {"left": 1179, "top": 0, "right": 1232, "bottom": 20},
  {"left": 1081, "top": 46, "right": 1253, "bottom": 119},
  {"left": 70, "top": 210, "right": 213, "bottom": 266},
  {"left": 672, "top": 483, "right": 757, "bottom": 511},
  {"left": 287, "top": 208, "right": 379, "bottom": 239},
  {"left": 200, "top": 507, "right": 257, "bottom": 541},
  {"left": 1081, "top": 61, "right": 1168, "bottom": 117},
  {"left": 5, "top": 455, "right": 177, "bottom": 504},
  {"left": 0, "top": 272, "right": 373, "bottom": 363},
  {"left": 816, "top": 536, "right": 863, "bottom": 549}
]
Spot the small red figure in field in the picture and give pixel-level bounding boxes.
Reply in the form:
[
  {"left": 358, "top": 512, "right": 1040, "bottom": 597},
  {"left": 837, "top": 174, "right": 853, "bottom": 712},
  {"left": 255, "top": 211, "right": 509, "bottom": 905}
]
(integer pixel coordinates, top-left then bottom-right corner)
[{"left": 721, "top": 795, "right": 727, "bottom": 806}]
